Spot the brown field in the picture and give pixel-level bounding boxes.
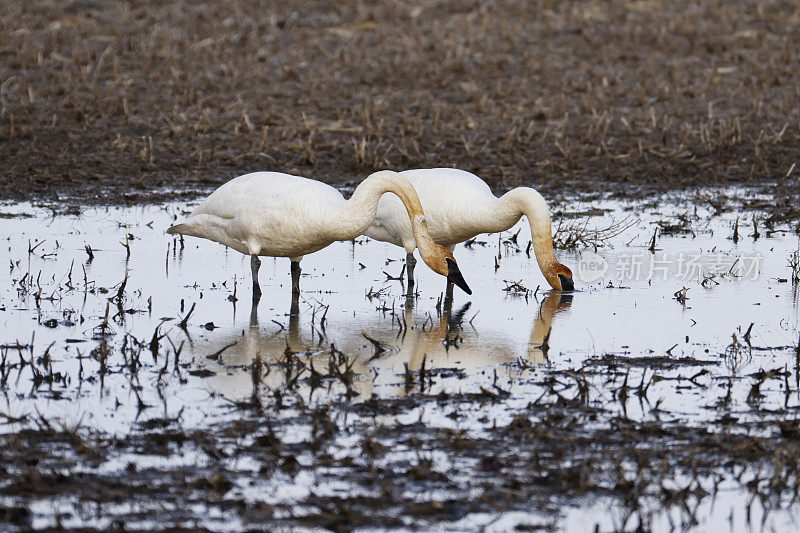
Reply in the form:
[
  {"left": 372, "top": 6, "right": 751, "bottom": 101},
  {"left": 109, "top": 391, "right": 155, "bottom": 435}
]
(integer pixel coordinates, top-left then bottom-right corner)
[{"left": 1, "top": 0, "right": 799, "bottom": 206}]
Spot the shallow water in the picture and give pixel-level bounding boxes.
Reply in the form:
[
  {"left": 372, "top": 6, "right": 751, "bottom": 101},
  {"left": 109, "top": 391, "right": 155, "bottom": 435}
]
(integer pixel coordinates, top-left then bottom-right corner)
[{"left": 1, "top": 190, "right": 799, "bottom": 531}]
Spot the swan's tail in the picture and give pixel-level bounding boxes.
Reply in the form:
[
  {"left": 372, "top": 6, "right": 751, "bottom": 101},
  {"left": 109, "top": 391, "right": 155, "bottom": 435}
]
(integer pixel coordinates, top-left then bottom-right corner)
[
  {"left": 165, "top": 214, "right": 245, "bottom": 254},
  {"left": 166, "top": 214, "right": 210, "bottom": 237},
  {"left": 166, "top": 223, "right": 187, "bottom": 235}
]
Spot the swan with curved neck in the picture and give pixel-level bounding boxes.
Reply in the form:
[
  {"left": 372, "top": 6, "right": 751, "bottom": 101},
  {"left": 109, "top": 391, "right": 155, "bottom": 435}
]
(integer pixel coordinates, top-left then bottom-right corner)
[
  {"left": 365, "top": 168, "right": 573, "bottom": 291},
  {"left": 166, "top": 170, "right": 471, "bottom": 298}
]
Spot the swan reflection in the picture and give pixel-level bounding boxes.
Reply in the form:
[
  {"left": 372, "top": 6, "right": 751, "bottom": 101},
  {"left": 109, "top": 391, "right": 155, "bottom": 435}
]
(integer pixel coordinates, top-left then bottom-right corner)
[{"left": 203, "top": 292, "right": 572, "bottom": 400}]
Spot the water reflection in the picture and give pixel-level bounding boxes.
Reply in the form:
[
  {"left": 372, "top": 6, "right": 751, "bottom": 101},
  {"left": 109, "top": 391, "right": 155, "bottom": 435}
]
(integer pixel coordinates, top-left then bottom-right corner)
[
  {"left": 203, "top": 291, "right": 573, "bottom": 400},
  {"left": 528, "top": 293, "right": 573, "bottom": 364}
]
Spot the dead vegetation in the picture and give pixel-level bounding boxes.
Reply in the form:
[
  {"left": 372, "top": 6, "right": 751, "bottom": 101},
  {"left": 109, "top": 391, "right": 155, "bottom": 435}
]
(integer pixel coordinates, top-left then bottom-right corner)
[
  {"left": 552, "top": 213, "right": 637, "bottom": 250},
  {"left": 0, "top": 0, "right": 799, "bottom": 208},
  {"left": 789, "top": 246, "right": 800, "bottom": 284},
  {"left": 4, "top": 327, "right": 800, "bottom": 531}
]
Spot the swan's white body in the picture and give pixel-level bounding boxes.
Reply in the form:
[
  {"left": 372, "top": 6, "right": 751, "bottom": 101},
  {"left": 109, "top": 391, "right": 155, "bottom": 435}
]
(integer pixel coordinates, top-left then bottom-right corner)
[
  {"left": 171, "top": 172, "right": 352, "bottom": 260},
  {"left": 365, "top": 168, "right": 572, "bottom": 290},
  {"left": 367, "top": 169, "right": 507, "bottom": 249},
  {"left": 167, "top": 170, "right": 471, "bottom": 295}
]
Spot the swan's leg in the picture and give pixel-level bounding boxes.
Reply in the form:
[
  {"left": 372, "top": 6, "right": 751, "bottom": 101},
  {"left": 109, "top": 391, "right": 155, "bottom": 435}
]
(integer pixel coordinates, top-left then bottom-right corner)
[
  {"left": 249, "top": 299, "right": 258, "bottom": 326},
  {"left": 250, "top": 255, "right": 262, "bottom": 301},
  {"left": 444, "top": 244, "right": 455, "bottom": 300},
  {"left": 406, "top": 252, "right": 417, "bottom": 288},
  {"left": 442, "top": 287, "right": 454, "bottom": 317},
  {"left": 405, "top": 252, "right": 417, "bottom": 298},
  {"left": 291, "top": 260, "right": 301, "bottom": 295},
  {"left": 405, "top": 289, "right": 415, "bottom": 311}
]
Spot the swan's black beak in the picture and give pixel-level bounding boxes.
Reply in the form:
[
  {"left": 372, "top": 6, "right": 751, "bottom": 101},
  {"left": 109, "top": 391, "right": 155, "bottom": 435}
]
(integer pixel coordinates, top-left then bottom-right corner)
[
  {"left": 446, "top": 258, "right": 472, "bottom": 295},
  {"left": 558, "top": 274, "right": 575, "bottom": 292}
]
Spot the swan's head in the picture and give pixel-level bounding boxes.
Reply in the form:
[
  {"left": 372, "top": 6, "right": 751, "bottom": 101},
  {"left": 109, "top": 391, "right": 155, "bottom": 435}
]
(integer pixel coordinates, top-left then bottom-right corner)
[
  {"left": 429, "top": 247, "right": 471, "bottom": 295},
  {"left": 544, "top": 262, "right": 574, "bottom": 292}
]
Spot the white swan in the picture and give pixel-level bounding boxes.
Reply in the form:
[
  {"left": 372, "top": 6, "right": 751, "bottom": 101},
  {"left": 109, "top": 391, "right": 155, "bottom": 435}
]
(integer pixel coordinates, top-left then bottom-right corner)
[
  {"left": 166, "top": 170, "right": 471, "bottom": 298},
  {"left": 365, "top": 168, "right": 574, "bottom": 292}
]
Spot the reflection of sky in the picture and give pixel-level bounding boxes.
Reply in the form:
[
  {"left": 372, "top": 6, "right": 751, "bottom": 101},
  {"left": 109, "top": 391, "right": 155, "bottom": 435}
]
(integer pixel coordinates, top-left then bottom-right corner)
[{"left": 0, "top": 195, "right": 798, "bottom": 434}]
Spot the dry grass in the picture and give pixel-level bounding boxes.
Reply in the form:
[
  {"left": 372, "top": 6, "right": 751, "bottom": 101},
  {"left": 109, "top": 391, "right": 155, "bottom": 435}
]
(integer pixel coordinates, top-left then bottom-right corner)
[
  {"left": 1, "top": 0, "right": 799, "bottom": 204},
  {"left": 553, "top": 213, "right": 637, "bottom": 250}
]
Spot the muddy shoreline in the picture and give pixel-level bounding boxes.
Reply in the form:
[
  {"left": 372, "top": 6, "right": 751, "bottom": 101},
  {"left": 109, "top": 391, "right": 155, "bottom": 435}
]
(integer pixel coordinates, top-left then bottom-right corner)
[
  {"left": 4, "top": 384, "right": 799, "bottom": 532},
  {"left": 2, "top": 0, "right": 799, "bottom": 212}
]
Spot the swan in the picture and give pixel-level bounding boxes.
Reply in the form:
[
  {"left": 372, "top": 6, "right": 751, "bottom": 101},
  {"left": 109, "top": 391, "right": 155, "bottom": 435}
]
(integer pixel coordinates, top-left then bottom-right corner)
[
  {"left": 166, "top": 170, "right": 471, "bottom": 298},
  {"left": 364, "top": 168, "right": 574, "bottom": 292}
]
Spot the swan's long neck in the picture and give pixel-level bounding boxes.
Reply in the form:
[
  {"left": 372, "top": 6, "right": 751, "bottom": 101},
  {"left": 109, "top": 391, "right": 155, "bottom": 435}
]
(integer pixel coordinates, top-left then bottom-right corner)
[
  {"left": 337, "top": 170, "right": 447, "bottom": 276},
  {"left": 334, "top": 170, "right": 425, "bottom": 241},
  {"left": 500, "top": 187, "right": 559, "bottom": 284}
]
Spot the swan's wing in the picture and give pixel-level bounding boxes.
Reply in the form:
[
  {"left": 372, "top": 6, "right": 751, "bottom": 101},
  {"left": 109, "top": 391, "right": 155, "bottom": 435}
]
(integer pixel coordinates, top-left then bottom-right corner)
[
  {"left": 193, "top": 172, "right": 327, "bottom": 218},
  {"left": 400, "top": 169, "right": 499, "bottom": 245},
  {"left": 368, "top": 168, "right": 499, "bottom": 249},
  {"left": 174, "top": 172, "right": 346, "bottom": 256}
]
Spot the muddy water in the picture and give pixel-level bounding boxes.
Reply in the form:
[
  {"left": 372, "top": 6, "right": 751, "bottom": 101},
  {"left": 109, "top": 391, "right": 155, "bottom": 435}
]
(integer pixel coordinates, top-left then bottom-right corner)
[{"left": 1, "top": 191, "right": 799, "bottom": 531}]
